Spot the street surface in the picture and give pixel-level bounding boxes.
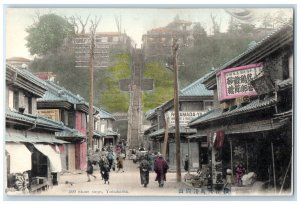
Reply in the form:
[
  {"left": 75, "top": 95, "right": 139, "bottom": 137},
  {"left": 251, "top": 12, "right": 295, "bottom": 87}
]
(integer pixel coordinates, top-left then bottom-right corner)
[{"left": 42, "top": 159, "right": 193, "bottom": 196}]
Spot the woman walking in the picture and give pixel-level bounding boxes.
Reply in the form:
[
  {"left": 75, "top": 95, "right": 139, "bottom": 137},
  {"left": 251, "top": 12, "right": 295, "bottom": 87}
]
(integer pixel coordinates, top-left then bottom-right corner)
[{"left": 154, "top": 154, "right": 169, "bottom": 187}]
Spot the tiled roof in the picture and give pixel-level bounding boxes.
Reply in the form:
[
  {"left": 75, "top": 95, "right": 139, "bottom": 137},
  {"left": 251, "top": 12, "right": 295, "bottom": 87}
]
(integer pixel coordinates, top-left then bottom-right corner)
[
  {"left": 17, "top": 68, "right": 47, "bottom": 90},
  {"left": 105, "top": 130, "right": 120, "bottom": 137},
  {"left": 189, "top": 96, "right": 277, "bottom": 126},
  {"left": 95, "top": 107, "right": 115, "bottom": 120},
  {"left": 202, "top": 23, "right": 293, "bottom": 83},
  {"left": 6, "top": 63, "right": 46, "bottom": 90},
  {"left": 277, "top": 78, "right": 293, "bottom": 90},
  {"left": 55, "top": 126, "right": 86, "bottom": 139},
  {"left": 6, "top": 129, "right": 68, "bottom": 144},
  {"left": 93, "top": 130, "right": 106, "bottom": 137},
  {"left": 6, "top": 109, "right": 64, "bottom": 130},
  {"left": 180, "top": 76, "right": 213, "bottom": 96},
  {"left": 38, "top": 80, "right": 85, "bottom": 104},
  {"left": 149, "top": 126, "right": 197, "bottom": 138}
]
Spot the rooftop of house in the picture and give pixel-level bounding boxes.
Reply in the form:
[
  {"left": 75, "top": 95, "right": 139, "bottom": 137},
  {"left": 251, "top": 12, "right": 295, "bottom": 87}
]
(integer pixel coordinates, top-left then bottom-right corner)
[
  {"left": 201, "top": 23, "right": 293, "bottom": 84},
  {"left": 180, "top": 76, "right": 214, "bottom": 97}
]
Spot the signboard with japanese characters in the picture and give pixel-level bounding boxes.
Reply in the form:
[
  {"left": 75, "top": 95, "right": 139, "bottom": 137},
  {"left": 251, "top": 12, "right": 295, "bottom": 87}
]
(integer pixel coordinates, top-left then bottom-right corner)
[
  {"left": 37, "top": 109, "right": 60, "bottom": 121},
  {"left": 165, "top": 111, "right": 206, "bottom": 128},
  {"left": 216, "top": 63, "right": 263, "bottom": 101}
]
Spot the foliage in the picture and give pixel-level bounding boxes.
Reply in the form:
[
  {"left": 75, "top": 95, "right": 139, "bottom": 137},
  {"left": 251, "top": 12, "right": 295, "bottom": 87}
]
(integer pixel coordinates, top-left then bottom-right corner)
[
  {"left": 99, "top": 54, "right": 131, "bottom": 112},
  {"left": 29, "top": 50, "right": 90, "bottom": 98},
  {"left": 181, "top": 23, "right": 269, "bottom": 87},
  {"left": 143, "top": 62, "right": 174, "bottom": 112},
  {"left": 193, "top": 23, "right": 207, "bottom": 46},
  {"left": 26, "top": 14, "right": 75, "bottom": 56}
]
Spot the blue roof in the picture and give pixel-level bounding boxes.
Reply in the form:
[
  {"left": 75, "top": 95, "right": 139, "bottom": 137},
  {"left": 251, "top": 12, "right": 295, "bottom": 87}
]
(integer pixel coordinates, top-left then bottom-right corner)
[
  {"left": 94, "top": 107, "right": 115, "bottom": 120},
  {"left": 180, "top": 76, "right": 213, "bottom": 96},
  {"left": 38, "top": 80, "right": 86, "bottom": 104},
  {"left": 56, "top": 126, "right": 86, "bottom": 139},
  {"left": 6, "top": 64, "right": 47, "bottom": 90},
  {"left": 189, "top": 96, "right": 277, "bottom": 126},
  {"left": 6, "top": 109, "right": 64, "bottom": 130}
]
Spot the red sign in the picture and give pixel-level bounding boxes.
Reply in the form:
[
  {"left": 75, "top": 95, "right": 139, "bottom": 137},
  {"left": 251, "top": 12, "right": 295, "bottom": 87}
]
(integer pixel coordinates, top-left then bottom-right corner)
[{"left": 216, "top": 63, "right": 263, "bottom": 101}]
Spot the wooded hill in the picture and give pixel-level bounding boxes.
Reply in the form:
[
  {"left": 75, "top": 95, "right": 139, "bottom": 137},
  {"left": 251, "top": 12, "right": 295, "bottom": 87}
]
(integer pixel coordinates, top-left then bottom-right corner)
[{"left": 27, "top": 13, "right": 287, "bottom": 113}]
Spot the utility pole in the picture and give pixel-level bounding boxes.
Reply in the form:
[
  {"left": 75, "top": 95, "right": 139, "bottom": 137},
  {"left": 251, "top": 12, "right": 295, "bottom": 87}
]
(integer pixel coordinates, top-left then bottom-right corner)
[
  {"left": 172, "top": 38, "right": 181, "bottom": 182},
  {"left": 88, "top": 16, "right": 101, "bottom": 152}
]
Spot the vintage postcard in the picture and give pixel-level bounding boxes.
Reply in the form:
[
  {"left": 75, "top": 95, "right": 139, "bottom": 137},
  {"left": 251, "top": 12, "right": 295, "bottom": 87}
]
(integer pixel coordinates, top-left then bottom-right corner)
[{"left": 3, "top": 5, "right": 294, "bottom": 198}]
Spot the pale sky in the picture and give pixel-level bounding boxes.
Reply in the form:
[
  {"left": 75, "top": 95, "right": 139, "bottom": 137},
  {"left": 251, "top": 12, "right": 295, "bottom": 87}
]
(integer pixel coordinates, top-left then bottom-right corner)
[{"left": 5, "top": 7, "right": 293, "bottom": 59}]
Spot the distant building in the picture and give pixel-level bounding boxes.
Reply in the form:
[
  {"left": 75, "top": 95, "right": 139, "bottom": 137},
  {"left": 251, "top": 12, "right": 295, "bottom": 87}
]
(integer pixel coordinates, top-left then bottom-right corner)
[
  {"left": 144, "top": 75, "right": 214, "bottom": 170},
  {"left": 142, "top": 17, "right": 193, "bottom": 62},
  {"left": 6, "top": 57, "right": 31, "bottom": 69},
  {"left": 73, "top": 32, "right": 132, "bottom": 69},
  {"left": 94, "top": 107, "right": 120, "bottom": 150}
]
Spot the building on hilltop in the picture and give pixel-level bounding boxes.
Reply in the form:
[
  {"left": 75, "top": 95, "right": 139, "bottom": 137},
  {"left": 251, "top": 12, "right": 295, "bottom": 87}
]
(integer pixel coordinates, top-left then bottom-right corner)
[
  {"left": 142, "top": 17, "right": 193, "bottom": 63},
  {"left": 73, "top": 32, "right": 132, "bottom": 69}
]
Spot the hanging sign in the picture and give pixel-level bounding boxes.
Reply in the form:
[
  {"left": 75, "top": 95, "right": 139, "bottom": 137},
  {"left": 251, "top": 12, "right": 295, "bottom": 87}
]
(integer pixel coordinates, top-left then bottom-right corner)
[
  {"left": 165, "top": 111, "right": 206, "bottom": 127},
  {"left": 217, "top": 63, "right": 263, "bottom": 101}
]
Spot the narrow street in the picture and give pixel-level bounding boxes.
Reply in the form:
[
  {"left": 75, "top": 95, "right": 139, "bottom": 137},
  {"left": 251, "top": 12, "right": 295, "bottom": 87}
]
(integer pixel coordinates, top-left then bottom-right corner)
[{"left": 42, "top": 159, "right": 192, "bottom": 196}]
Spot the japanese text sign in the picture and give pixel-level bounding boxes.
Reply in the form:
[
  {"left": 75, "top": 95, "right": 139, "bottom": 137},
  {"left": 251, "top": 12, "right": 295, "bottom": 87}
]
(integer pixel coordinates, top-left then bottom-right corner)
[{"left": 216, "top": 63, "right": 263, "bottom": 101}]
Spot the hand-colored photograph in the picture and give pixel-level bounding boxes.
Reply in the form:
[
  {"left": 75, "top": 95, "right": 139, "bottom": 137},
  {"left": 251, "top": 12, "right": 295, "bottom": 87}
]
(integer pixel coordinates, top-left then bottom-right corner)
[{"left": 4, "top": 6, "right": 294, "bottom": 197}]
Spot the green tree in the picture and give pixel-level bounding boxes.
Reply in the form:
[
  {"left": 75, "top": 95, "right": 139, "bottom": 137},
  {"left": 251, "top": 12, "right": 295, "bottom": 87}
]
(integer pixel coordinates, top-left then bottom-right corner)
[
  {"left": 143, "top": 62, "right": 174, "bottom": 112},
  {"left": 193, "top": 23, "right": 207, "bottom": 46},
  {"left": 26, "top": 14, "right": 75, "bottom": 56},
  {"left": 99, "top": 54, "right": 131, "bottom": 112}
]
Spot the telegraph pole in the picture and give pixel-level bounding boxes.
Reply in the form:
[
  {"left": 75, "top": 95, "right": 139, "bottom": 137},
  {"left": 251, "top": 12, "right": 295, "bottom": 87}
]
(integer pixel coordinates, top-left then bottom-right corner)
[
  {"left": 172, "top": 38, "right": 181, "bottom": 182},
  {"left": 88, "top": 17, "right": 101, "bottom": 152}
]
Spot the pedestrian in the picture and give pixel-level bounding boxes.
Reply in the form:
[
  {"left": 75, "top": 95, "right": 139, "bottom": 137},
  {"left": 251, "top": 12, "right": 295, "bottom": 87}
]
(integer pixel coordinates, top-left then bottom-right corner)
[
  {"left": 99, "top": 156, "right": 110, "bottom": 184},
  {"left": 148, "top": 152, "right": 155, "bottom": 171},
  {"left": 183, "top": 154, "right": 189, "bottom": 172},
  {"left": 116, "top": 154, "right": 125, "bottom": 172},
  {"left": 154, "top": 154, "right": 169, "bottom": 187},
  {"left": 99, "top": 155, "right": 108, "bottom": 180},
  {"left": 224, "top": 168, "right": 233, "bottom": 194},
  {"left": 139, "top": 156, "right": 150, "bottom": 187},
  {"left": 107, "top": 151, "right": 115, "bottom": 171},
  {"left": 116, "top": 141, "right": 122, "bottom": 155},
  {"left": 235, "top": 163, "right": 246, "bottom": 186},
  {"left": 86, "top": 160, "right": 96, "bottom": 182}
]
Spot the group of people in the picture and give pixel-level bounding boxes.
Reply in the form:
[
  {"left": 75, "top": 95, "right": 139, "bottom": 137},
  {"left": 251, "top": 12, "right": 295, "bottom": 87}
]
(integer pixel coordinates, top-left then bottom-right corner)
[
  {"left": 138, "top": 152, "right": 169, "bottom": 188},
  {"left": 86, "top": 143, "right": 126, "bottom": 185}
]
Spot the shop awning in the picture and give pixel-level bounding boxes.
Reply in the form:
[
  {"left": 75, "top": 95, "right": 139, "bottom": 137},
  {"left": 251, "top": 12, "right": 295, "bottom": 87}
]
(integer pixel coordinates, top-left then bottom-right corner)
[
  {"left": 33, "top": 144, "right": 62, "bottom": 172},
  {"left": 6, "top": 128, "right": 69, "bottom": 144},
  {"left": 6, "top": 143, "right": 32, "bottom": 173}
]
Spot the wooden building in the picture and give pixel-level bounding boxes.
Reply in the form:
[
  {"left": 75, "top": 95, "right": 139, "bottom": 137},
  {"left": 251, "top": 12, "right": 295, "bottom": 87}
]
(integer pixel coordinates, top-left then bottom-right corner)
[
  {"left": 145, "top": 76, "right": 213, "bottom": 170},
  {"left": 93, "top": 107, "right": 120, "bottom": 150},
  {"left": 5, "top": 64, "right": 68, "bottom": 193},
  {"left": 36, "top": 80, "right": 91, "bottom": 171},
  {"left": 188, "top": 23, "right": 293, "bottom": 193}
]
